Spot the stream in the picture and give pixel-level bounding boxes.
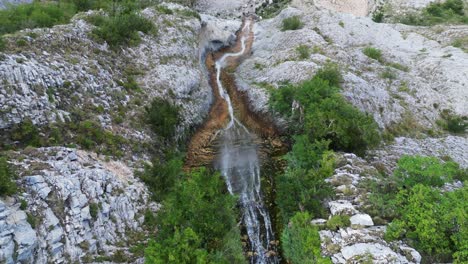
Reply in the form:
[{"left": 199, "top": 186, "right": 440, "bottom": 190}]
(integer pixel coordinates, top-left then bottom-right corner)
[{"left": 213, "top": 18, "right": 279, "bottom": 264}]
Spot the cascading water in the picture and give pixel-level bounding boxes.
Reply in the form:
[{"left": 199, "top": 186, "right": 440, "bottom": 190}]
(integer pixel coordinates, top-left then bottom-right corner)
[{"left": 215, "top": 18, "right": 279, "bottom": 264}]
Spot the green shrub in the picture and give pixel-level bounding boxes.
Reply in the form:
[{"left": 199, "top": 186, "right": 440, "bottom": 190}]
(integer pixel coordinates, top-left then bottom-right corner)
[
  {"left": 0, "top": 2, "right": 76, "bottom": 35},
  {"left": 385, "top": 184, "right": 467, "bottom": 262},
  {"left": 26, "top": 212, "right": 37, "bottom": 228},
  {"left": 394, "top": 155, "right": 465, "bottom": 187},
  {"left": 277, "top": 138, "right": 335, "bottom": 222},
  {"left": 92, "top": 12, "right": 154, "bottom": 47},
  {"left": 296, "top": 45, "right": 310, "bottom": 60},
  {"left": 281, "top": 212, "right": 332, "bottom": 264},
  {"left": 326, "top": 215, "right": 351, "bottom": 231},
  {"left": 11, "top": 119, "right": 41, "bottom": 147},
  {"left": 139, "top": 153, "right": 184, "bottom": 202},
  {"left": 363, "top": 47, "right": 383, "bottom": 62},
  {"left": 314, "top": 62, "right": 342, "bottom": 87},
  {"left": 0, "top": 157, "right": 17, "bottom": 196},
  {"left": 20, "top": 199, "right": 28, "bottom": 210},
  {"left": 372, "top": 11, "right": 384, "bottom": 23},
  {"left": 257, "top": 0, "right": 291, "bottom": 19},
  {"left": 282, "top": 16, "right": 303, "bottom": 31},
  {"left": 89, "top": 203, "right": 99, "bottom": 219},
  {"left": 380, "top": 68, "right": 397, "bottom": 80},
  {"left": 0, "top": 37, "right": 5, "bottom": 51},
  {"left": 399, "top": 0, "right": 468, "bottom": 26},
  {"left": 145, "top": 97, "right": 180, "bottom": 139},
  {"left": 146, "top": 168, "right": 245, "bottom": 263}
]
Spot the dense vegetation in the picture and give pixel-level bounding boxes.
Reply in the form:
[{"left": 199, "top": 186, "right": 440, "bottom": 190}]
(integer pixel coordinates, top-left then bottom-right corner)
[
  {"left": 362, "top": 155, "right": 467, "bottom": 263},
  {"left": 269, "top": 64, "right": 381, "bottom": 262},
  {"left": 144, "top": 168, "right": 245, "bottom": 263},
  {"left": 257, "top": 0, "right": 291, "bottom": 19},
  {"left": 145, "top": 98, "right": 181, "bottom": 139},
  {"left": 0, "top": 156, "right": 17, "bottom": 196},
  {"left": 269, "top": 64, "right": 381, "bottom": 156},
  {"left": 383, "top": 0, "right": 468, "bottom": 26},
  {"left": 281, "top": 16, "right": 303, "bottom": 31},
  {"left": 281, "top": 212, "right": 332, "bottom": 264},
  {"left": 0, "top": 0, "right": 156, "bottom": 47}
]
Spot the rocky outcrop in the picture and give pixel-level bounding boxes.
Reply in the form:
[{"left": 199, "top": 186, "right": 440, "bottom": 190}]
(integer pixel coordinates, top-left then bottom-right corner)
[
  {"left": 0, "top": 0, "right": 31, "bottom": 9},
  {"left": 0, "top": 147, "right": 156, "bottom": 263},
  {"left": 237, "top": 4, "right": 467, "bottom": 131},
  {"left": 316, "top": 153, "right": 422, "bottom": 264},
  {"left": 0, "top": 4, "right": 209, "bottom": 141}
]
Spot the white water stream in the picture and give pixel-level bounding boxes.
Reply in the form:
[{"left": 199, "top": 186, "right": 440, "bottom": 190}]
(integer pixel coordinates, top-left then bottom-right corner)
[{"left": 215, "top": 19, "right": 278, "bottom": 264}]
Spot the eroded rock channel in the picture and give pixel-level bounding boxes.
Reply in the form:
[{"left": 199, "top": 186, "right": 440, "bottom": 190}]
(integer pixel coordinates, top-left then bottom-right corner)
[{"left": 186, "top": 17, "right": 285, "bottom": 263}]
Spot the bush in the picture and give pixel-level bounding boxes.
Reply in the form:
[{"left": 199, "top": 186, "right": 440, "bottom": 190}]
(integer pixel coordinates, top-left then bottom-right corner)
[
  {"left": 0, "top": 2, "right": 76, "bottom": 35},
  {"left": 399, "top": 0, "right": 468, "bottom": 26},
  {"left": 269, "top": 68, "right": 381, "bottom": 155},
  {"left": 0, "top": 157, "right": 16, "bottom": 196},
  {"left": 363, "top": 47, "right": 383, "bottom": 62},
  {"left": 89, "top": 203, "right": 99, "bottom": 219},
  {"left": 314, "top": 62, "right": 342, "bottom": 87},
  {"left": 326, "top": 215, "right": 351, "bottom": 231},
  {"left": 145, "top": 97, "right": 180, "bottom": 139},
  {"left": 11, "top": 119, "right": 41, "bottom": 147},
  {"left": 282, "top": 16, "right": 303, "bottom": 31},
  {"left": 296, "top": 45, "right": 310, "bottom": 60},
  {"left": 146, "top": 168, "right": 245, "bottom": 263},
  {"left": 139, "top": 153, "right": 184, "bottom": 202},
  {"left": 0, "top": 37, "right": 5, "bottom": 51},
  {"left": 91, "top": 12, "right": 154, "bottom": 47},
  {"left": 277, "top": 138, "right": 335, "bottom": 222},
  {"left": 281, "top": 212, "right": 332, "bottom": 264},
  {"left": 385, "top": 184, "right": 467, "bottom": 262},
  {"left": 393, "top": 155, "right": 465, "bottom": 187},
  {"left": 438, "top": 111, "right": 467, "bottom": 134}
]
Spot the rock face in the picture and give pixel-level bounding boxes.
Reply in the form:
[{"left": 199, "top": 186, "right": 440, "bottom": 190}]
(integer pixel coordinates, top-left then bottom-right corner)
[
  {"left": 0, "top": 147, "right": 156, "bottom": 263},
  {"left": 237, "top": 2, "right": 468, "bottom": 131},
  {"left": 0, "top": 0, "right": 31, "bottom": 9},
  {"left": 318, "top": 153, "right": 422, "bottom": 264},
  {"left": 0, "top": 5, "right": 209, "bottom": 140}
]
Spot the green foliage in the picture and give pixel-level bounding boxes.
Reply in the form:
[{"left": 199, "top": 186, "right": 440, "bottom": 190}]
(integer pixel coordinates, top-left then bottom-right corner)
[
  {"left": 277, "top": 137, "right": 335, "bottom": 222},
  {"left": 364, "top": 155, "right": 466, "bottom": 222},
  {"left": 326, "top": 215, "right": 351, "bottom": 231},
  {"left": 0, "top": 2, "right": 76, "bottom": 35},
  {"left": 269, "top": 67, "right": 380, "bottom": 156},
  {"left": 139, "top": 153, "right": 184, "bottom": 202},
  {"left": 385, "top": 184, "right": 467, "bottom": 262},
  {"left": 0, "top": 37, "right": 5, "bottom": 51},
  {"left": 281, "top": 212, "right": 332, "bottom": 264},
  {"left": 314, "top": 62, "right": 342, "bottom": 87},
  {"left": 296, "top": 45, "right": 310, "bottom": 60},
  {"left": 393, "top": 155, "right": 465, "bottom": 188},
  {"left": 89, "top": 203, "right": 99, "bottom": 219},
  {"left": 146, "top": 168, "right": 245, "bottom": 263},
  {"left": 380, "top": 68, "right": 397, "bottom": 80},
  {"left": 256, "top": 0, "right": 291, "bottom": 19},
  {"left": 26, "top": 212, "right": 37, "bottom": 228},
  {"left": 282, "top": 16, "right": 303, "bottom": 31},
  {"left": 145, "top": 98, "right": 180, "bottom": 139},
  {"left": 145, "top": 228, "right": 209, "bottom": 264},
  {"left": 372, "top": 11, "right": 384, "bottom": 23},
  {"left": 362, "top": 47, "right": 383, "bottom": 62},
  {"left": 11, "top": 119, "right": 41, "bottom": 147},
  {"left": 91, "top": 12, "right": 154, "bottom": 47},
  {"left": 0, "top": 157, "right": 17, "bottom": 196},
  {"left": 437, "top": 110, "right": 467, "bottom": 134},
  {"left": 20, "top": 199, "right": 28, "bottom": 210},
  {"left": 399, "top": 0, "right": 468, "bottom": 26}
]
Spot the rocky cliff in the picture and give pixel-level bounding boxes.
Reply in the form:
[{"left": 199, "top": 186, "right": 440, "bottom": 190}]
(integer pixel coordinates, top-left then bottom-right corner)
[{"left": 0, "top": 0, "right": 466, "bottom": 263}]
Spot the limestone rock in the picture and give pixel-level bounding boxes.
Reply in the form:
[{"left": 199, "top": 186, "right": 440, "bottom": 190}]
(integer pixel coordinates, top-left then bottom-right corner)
[{"left": 350, "top": 214, "right": 374, "bottom": 227}]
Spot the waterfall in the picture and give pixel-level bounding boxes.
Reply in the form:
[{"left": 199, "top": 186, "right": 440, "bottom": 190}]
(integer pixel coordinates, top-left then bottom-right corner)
[{"left": 215, "top": 19, "right": 279, "bottom": 264}]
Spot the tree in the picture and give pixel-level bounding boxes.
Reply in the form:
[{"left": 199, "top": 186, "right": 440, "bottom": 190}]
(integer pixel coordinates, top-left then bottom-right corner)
[
  {"left": 0, "top": 157, "right": 17, "bottom": 196},
  {"left": 281, "top": 212, "right": 332, "bottom": 264}
]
